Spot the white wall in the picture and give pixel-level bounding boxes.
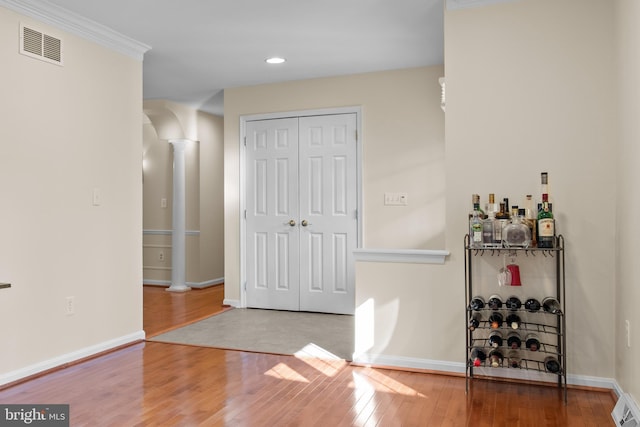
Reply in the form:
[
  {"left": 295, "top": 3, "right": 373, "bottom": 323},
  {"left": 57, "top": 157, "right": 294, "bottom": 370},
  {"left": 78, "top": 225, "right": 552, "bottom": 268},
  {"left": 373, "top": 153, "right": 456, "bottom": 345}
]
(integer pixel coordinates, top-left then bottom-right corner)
[
  {"left": 445, "top": 0, "right": 616, "bottom": 380},
  {"left": 223, "top": 66, "right": 446, "bottom": 304},
  {"left": 0, "top": 7, "right": 143, "bottom": 383},
  {"left": 614, "top": 0, "right": 640, "bottom": 405}
]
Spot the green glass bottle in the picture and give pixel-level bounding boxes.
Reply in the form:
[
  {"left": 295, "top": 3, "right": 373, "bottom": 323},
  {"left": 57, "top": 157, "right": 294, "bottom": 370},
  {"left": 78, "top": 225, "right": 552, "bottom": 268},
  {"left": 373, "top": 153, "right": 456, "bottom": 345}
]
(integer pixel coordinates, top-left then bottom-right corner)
[{"left": 537, "top": 193, "right": 555, "bottom": 248}]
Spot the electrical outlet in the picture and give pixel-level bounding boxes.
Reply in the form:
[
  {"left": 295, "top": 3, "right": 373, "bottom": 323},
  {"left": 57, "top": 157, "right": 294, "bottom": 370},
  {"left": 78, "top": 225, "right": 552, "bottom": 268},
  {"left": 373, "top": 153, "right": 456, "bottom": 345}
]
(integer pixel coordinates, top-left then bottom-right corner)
[
  {"left": 65, "top": 296, "right": 75, "bottom": 316},
  {"left": 161, "top": 198, "right": 167, "bottom": 208},
  {"left": 159, "top": 251, "right": 165, "bottom": 262}
]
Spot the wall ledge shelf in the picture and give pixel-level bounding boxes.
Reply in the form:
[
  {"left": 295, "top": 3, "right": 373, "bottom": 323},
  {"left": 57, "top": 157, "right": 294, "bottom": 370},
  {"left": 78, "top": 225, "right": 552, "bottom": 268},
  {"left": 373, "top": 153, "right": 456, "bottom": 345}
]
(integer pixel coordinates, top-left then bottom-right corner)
[{"left": 353, "top": 248, "right": 450, "bottom": 264}]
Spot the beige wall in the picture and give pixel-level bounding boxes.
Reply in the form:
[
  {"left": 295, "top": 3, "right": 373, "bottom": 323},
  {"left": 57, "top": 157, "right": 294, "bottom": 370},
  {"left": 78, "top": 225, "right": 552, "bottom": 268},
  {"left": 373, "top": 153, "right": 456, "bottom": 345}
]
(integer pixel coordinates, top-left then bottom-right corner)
[
  {"left": 0, "top": 7, "right": 143, "bottom": 382},
  {"left": 615, "top": 0, "right": 640, "bottom": 405},
  {"left": 445, "top": 0, "right": 616, "bottom": 380},
  {"left": 224, "top": 66, "right": 446, "bottom": 303},
  {"left": 143, "top": 100, "right": 224, "bottom": 285}
]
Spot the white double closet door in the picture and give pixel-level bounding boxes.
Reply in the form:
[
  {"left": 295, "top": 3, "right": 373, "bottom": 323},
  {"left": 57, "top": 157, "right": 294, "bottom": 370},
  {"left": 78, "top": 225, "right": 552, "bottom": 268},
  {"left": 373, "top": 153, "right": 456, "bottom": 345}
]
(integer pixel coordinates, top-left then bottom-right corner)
[{"left": 245, "top": 113, "right": 358, "bottom": 315}]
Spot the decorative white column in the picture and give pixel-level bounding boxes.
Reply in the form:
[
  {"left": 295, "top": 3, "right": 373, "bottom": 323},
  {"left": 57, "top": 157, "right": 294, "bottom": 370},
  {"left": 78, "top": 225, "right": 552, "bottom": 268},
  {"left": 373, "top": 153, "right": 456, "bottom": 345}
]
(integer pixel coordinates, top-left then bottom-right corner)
[{"left": 167, "top": 139, "right": 191, "bottom": 292}]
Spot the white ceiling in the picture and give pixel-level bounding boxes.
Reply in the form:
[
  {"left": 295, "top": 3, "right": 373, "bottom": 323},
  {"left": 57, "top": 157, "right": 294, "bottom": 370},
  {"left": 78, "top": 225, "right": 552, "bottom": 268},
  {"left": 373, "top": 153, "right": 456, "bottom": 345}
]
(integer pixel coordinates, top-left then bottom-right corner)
[{"left": 40, "top": 0, "right": 445, "bottom": 116}]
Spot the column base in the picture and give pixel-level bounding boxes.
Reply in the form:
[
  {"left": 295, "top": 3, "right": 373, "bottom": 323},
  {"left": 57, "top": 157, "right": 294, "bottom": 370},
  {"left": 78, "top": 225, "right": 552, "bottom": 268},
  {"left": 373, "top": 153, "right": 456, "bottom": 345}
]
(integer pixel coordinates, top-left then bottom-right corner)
[{"left": 166, "top": 285, "right": 191, "bottom": 293}]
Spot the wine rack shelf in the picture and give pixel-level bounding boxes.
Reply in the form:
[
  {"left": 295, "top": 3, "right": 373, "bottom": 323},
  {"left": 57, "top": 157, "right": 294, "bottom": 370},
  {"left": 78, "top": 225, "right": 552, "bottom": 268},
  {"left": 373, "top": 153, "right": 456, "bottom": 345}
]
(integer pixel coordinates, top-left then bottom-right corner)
[{"left": 464, "top": 234, "right": 567, "bottom": 403}]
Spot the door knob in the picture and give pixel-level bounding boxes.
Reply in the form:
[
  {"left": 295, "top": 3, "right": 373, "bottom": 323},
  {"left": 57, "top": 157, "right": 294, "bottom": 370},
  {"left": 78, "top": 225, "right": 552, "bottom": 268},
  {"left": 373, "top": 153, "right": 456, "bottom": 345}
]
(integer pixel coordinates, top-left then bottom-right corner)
[
  {"left": 288, "top": 219, "right": 296, "bottom": 227},
  {"left": 301, "top": 220, "right": 308, "bottom": 227}
]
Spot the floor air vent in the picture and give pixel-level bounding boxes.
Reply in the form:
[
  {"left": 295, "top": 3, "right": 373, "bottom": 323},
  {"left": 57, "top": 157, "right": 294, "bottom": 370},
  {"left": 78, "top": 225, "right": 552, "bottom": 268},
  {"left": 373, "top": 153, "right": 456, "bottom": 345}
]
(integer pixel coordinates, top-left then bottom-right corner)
[
  {"left": 612, "top": 393, "right": 640, "bottom": 427},
  {"left": 20, "top": 24, "right": 63, "bottom": 65}
]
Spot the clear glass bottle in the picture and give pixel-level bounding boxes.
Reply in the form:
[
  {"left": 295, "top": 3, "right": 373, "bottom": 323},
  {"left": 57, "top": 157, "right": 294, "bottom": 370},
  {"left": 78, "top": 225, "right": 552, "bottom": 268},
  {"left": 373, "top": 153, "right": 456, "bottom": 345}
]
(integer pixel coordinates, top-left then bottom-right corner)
[
  {"left": 523, "top": 196, "right": 537, "bottom": 247},
  {"left": 503, "top": 207, "right": 531, "bottom": 248},
  {"left": 494, "top": 202, "right": 510, "bottom": 245},
  {"left": 482, "top": 211, "right": 498, "bottom": 248},
  {"left": 485, "top": 193, "right": 499, "bottom": 218},
  {"left": 542, "top": 296, "right": 563, "bottom": 315}
]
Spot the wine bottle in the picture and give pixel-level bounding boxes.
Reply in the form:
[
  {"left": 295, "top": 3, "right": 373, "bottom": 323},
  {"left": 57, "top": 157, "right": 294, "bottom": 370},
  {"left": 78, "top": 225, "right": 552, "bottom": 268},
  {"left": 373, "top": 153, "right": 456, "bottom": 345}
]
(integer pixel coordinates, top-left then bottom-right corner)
[
  {"left": 537, "top": 173, "right": 556, "bottom": 248},
  {"left": 525, "top": 333, "right": 541, "bottom": 351},
  {"left": 469, "top": 296, "right": 485, "bottom": 311},
  {"left": 487, "top": 294, "right": 503, "bottom": 310},
  {"left": 505, "top": 313, "right": 521, "bottom": 330},
  {"left": 524, "top": 298, "right": 541, "bottom": 312},
  {"left": 468, "top": 313, "right": 482, "bottom": 331},
  {"left": 489, "top": 349, "right": 504, "bottom": 367},
  {"left": 488, "top": 330, "right": 503, "bottom": 348},
  {"left": 505, "top": 295, "right": 522, "bottom": 311},
  {"left": 507, "top": 331, "right": 522, "bottom": 349},
  {"left": 507, "top": 349, "right": 521, "bottom": 368},
  {"left": 471, "top": 347, "right": 487, "bottom": 367},
  {"left": 542, "top": 296, "right": 563, "bottom": 315},
  {"left": 488, "top": 312, "right": 504, "bottom": 329},
  {"left": 544, "top": 356, "right": 561, "bottom": 373}
]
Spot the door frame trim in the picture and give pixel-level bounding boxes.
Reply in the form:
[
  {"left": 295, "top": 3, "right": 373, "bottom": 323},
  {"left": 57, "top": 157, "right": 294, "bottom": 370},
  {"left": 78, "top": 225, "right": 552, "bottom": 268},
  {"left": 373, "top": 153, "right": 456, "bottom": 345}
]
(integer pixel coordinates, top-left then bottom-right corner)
[{"left": 239, "top": 106, "right": 363, "bottom": 309}]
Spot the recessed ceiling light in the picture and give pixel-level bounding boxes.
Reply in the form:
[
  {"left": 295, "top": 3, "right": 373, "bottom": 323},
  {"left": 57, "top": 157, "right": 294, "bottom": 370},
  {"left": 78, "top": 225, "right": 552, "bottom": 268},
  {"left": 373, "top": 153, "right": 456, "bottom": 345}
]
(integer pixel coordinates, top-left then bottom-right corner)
[{"left": 265, "top": 57, "right": 286, "bottom": 64}]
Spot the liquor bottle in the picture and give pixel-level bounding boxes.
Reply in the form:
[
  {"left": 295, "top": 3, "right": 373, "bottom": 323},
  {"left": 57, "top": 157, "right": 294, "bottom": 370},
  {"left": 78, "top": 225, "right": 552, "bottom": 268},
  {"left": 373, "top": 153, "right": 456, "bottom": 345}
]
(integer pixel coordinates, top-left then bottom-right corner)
[
  {"left": 470, "top": 199, "right": 484, "bottom": 249},
  {"left": 468, "top": 313, "right": 482, "bottom": 331},
  {"left": 505, "top": 295, "right": 522, "bottom": 311},
  {"left": 482, "top": 211, "right": 497, "bottom": 247},
  {"left": 523, "top": 197, "right": 537, "bottom": 247},
  {"left": 524, "top": 298, "right": 541, "bottom": 312},
  {"left": 485, "top": 193, "right": 499, "bottom": 218},
  {"left": 469, "top": 296, "right": 485, "bottom": 311},
  {"left": 488, "top": 330, "right": 503, "bottom": 348},
  {"left": 503, "top": 207, "right": 531, "bottom": 248},
  {"left": 544, "top": 356, "right": 561, "bottom": 374},
  {"left": 507, "top": 331, "right": 522, "bottom": 349},
  {"left": 505, "top": 313, "right": 522, "bottom": 330},
  {"left": 488, "top": 312, "right": 504, "bottom": 329},
  {"left": 487, "top": 294, "right": 503, "bottom": 310},
  {"left": 494, "top": 202, "right": 510, "bottom": 245},
  {"left": 471, "top": 347, "right": 487, "bottom": 367},
  {"left": 542, "top": 297, "right": 563, "bottom": 315},
  {"left": 507, "top": 350, "right": 521, "bottom": 368},
  {"left": 525, "top": 333, "right": 541, "bottom": 351},
  {"left": 537, "top": 173, "right": 556, "bottom": 248},
  {"left": 489, "top": 349, "right": 504, "bottom": 367}
]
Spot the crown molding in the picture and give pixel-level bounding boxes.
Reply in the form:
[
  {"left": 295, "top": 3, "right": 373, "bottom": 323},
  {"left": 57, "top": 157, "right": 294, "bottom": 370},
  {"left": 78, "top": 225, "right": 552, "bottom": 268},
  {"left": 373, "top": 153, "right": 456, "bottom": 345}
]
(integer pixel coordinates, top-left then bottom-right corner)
[
  {"left": 446, "top": 0, "right": 522, "bottom": 10},
  {"left": 0, "top": 0, "right": 150, "bottom": 60}
]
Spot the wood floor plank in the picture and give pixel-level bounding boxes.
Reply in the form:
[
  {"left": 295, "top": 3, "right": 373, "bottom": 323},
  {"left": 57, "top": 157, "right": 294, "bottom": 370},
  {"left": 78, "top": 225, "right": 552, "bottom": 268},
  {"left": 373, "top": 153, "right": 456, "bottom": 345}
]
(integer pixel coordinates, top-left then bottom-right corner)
[{"left": 0, "top": 286, "right": 617, "bottom": 426}]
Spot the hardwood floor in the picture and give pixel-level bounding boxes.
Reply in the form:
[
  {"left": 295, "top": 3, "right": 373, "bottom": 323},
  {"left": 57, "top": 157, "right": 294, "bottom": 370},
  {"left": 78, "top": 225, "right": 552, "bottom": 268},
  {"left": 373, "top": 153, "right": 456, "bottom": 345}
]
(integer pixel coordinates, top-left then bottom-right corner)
[
  {"left": 0, "top": 285, "right": 616, "bottom": 426},
  {"left": 143, "top": 284, "right": 228, "bottom": 338}
]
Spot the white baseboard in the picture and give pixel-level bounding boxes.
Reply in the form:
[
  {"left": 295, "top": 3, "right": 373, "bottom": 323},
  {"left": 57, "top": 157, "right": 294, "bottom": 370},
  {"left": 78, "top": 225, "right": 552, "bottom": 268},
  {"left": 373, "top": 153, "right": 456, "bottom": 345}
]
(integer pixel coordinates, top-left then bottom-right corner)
[
  {"left": 143, "top": 277, "right": 224, "bottom": 288},
  {"left": 352, "top": 352, "right": 620, "bottom": 391},
  {"left": 0, "top": 330, "right": 145, "bottom": 387}
]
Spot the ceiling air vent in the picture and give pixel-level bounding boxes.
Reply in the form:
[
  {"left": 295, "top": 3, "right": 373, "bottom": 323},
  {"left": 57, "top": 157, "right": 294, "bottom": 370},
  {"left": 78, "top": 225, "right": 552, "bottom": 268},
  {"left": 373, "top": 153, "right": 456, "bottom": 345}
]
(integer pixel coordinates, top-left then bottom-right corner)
[{"left": 20, "top": 24, "right": 63, "bottom": 66}]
